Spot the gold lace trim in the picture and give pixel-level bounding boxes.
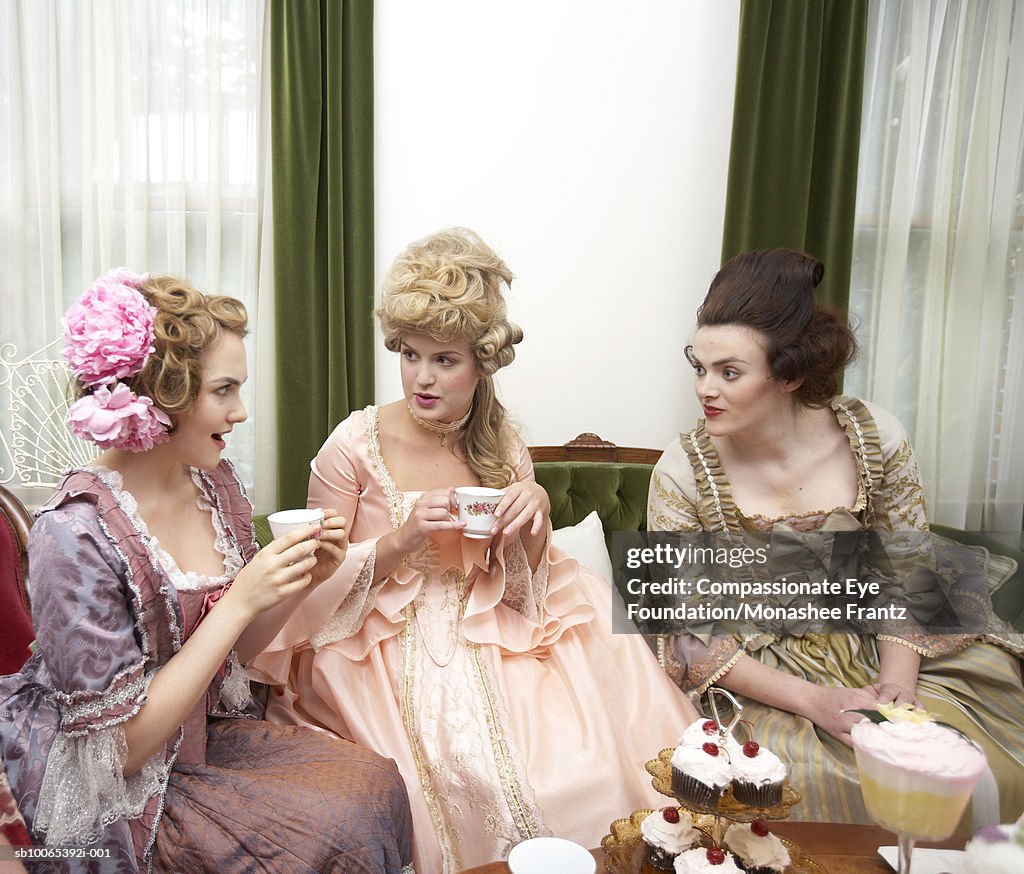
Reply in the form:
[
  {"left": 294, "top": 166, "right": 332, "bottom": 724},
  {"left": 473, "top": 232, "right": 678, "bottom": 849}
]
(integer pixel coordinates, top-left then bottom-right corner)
[
  {"left": 468, "top": 643, "right": 547, "bottom": 841},
  {"left": 365, "top": 405, "right": 405, "bottom": 530},
  {"left": 373, "top": 402, "right": 459, "bottom": 868},
  {"left": 400, "top": 609, "right": 459, "bottom": 870},
  {"left": 696, "top": 647, "right": 745, "bottom": 696},
  {"left": 875, "top": 634, "right": 940, "bottom": 658}
]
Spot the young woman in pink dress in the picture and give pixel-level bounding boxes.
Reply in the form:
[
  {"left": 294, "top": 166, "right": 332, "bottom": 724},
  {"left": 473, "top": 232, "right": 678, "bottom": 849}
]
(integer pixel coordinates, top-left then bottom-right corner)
[{"left": 251, "top": 228, "right": 700, "bottom": 873}]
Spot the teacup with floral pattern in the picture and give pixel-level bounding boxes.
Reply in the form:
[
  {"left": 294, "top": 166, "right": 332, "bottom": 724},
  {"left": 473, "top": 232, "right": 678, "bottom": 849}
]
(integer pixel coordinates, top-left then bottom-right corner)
[{"left": 454, "top": 487, "right": 506, "bottom": 539}]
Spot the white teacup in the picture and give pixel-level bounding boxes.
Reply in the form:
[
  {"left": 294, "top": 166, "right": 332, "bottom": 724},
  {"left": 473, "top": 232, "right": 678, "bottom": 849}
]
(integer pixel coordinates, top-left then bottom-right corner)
[
  {"left": 507, "top": 837, "right": 596, "bottom": 874},
  {"left": 454, "top": 487, "right": 506, "bottom": 539},
  {"left": 267, "top": 508, "right": 325, "bottom": 539}
]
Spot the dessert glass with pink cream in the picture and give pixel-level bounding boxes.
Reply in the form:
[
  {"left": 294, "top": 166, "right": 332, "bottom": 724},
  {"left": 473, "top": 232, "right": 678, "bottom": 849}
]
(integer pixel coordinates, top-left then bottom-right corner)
[{"left": 851, "top": 707, "right": 987, "bottom": 874}]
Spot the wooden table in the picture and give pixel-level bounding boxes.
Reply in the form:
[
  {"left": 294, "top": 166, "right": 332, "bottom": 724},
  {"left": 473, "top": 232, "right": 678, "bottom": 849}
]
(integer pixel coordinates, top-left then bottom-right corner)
[{"left": 458, "top": 821, "right": 965, "bottom": 873}]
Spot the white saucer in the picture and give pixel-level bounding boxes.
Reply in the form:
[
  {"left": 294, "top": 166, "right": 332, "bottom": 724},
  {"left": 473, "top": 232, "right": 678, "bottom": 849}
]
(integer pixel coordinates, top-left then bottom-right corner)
[{"left": 508, "top": 837, "right": 595, "bottom": 873}]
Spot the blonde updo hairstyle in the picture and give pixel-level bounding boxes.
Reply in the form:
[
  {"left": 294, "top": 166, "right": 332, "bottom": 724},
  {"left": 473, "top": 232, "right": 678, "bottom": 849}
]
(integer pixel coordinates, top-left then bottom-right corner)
[
  {"left": 378, "top": 228, "right": 523, "bottom": 488},
  {"left": 74, "top": 275, "right": 249, "bottom": 428}
]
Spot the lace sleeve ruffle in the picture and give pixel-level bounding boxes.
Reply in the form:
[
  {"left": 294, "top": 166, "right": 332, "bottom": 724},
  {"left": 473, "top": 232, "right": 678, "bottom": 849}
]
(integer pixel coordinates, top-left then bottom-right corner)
[
  {"left": 311, "top": 543, "right": 386, "bottom": 650},
  {"left": 458, "top": 524, "right": 597, "bottom": 654},
  {"left": 33, "top": 669, "right": 170, "bottom": 847},
  {"left": 499, "top": 532, "right": 550, "bottom": 622},
  {"left": 251, "top": 537, "right": 421, "bottom": 677}
]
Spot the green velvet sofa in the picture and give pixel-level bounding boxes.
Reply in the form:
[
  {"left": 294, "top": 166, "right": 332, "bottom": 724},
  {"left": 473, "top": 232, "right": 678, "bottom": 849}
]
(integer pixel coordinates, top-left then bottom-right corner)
[{"left": 255, "top": 434, "right": 1024, "bottom": 632}]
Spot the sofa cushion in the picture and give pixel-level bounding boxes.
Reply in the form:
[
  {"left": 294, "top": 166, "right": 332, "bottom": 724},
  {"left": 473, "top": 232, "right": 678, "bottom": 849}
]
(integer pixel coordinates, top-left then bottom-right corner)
[
  {"left": 533, "top": 461, "right": 654, "bottom": 544},
  {"left": 932, "top": 524, "right": 1024, "bottom": 632},
  {"left": 550, "top": 510, "right": 614, "bottom": 582}
]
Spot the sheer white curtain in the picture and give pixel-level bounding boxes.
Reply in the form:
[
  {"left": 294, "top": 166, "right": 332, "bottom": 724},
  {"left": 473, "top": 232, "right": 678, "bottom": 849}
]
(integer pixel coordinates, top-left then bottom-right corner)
[
  {"left": 848, "top": 0, "right": 1024, "bottom": 545},
  {"left": 0, "top": 0, "right": 277, "bottom": 509}
]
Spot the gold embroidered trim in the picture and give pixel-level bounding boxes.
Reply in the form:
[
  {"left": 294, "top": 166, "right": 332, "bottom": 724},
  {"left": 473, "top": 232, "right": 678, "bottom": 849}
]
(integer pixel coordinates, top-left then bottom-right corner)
[
  {"left": 399, "top": 608, "right": 459, "bottom": 871},
  {"left": 379, "top": 405, "right": 458, "bottom": 869},
  {"left": 696, "top": 648, "right": 745, "bottom": 696},
  {"left": 875, "top": 634, "right": 940, "bottom": 658},
  {"left": 365, "top": 405, "right": 405, "bottom": 531},
  {"left": 467, "top": 642, "right": 546, "bottom": 841}
]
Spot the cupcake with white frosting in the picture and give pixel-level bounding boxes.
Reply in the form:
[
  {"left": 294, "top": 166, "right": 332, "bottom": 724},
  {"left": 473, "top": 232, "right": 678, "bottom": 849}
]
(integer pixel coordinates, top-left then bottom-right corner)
[
  {"left": 729, "top": 740, "right": 787, "bottom": 807},
  {"left": 679, "top": 718, "right": 744, "bottom": 758},
  {"left": 672, "top": 846, "right": 738, "bottom": 872},
  {"left": 640, "top": 806, "right": 700, "bottom": 871},
  {"left": 724, "top": 820, "right": 791, "bottom": 873},
  {"left": 671, "top": 741, "right": 732, "bottom": 809}
]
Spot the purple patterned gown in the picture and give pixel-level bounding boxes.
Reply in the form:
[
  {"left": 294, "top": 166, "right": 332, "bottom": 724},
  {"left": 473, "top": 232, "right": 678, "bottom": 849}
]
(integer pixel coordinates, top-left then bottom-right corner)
[{"left": 0, "top": 461, "right": 413, "bottom": 873}]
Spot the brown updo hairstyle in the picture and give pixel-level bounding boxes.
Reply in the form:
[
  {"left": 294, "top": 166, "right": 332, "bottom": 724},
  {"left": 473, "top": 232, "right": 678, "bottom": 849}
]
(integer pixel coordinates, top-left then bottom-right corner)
[
  {"left": 377, "top": 227, "right": 524, "bottom": 488},
  {"left": 75, "top": 275, "right": 249, "bottom": 428},
  {"left": 696, "top": 248, "right": 857, "bottom": 406}
]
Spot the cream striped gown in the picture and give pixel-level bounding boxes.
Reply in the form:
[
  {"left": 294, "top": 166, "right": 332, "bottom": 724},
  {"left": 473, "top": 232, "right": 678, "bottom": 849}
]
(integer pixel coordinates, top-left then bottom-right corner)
[{"left": 647, "top": 396, "right": 1024, "bottom": 826}]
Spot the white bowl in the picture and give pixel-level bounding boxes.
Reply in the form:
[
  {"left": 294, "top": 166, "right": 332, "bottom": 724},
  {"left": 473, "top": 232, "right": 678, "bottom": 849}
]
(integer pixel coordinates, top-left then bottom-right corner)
[{"left": 507, "top": 837, "right": 596, "bottom": 874}]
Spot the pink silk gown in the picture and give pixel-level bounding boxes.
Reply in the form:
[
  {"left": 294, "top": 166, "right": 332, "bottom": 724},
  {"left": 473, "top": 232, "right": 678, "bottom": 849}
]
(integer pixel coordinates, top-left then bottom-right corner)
[{"left": 250, "top": 407, "right": 698, "bottom": 873}]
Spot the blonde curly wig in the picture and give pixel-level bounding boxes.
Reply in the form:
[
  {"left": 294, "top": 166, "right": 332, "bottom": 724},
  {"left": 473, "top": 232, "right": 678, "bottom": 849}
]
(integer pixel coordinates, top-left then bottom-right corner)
[
  {"left": 83, "top": 275, "right": 249, "bottom": 427},
  {"left": 378, "top": 228, "right": 523, "bottom": 487}
]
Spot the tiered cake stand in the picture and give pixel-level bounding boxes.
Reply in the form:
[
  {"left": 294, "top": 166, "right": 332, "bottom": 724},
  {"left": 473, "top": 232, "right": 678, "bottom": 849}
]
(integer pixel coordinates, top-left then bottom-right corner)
[{"left": 600, "top": 689, "right": 827, "bottom": 873}]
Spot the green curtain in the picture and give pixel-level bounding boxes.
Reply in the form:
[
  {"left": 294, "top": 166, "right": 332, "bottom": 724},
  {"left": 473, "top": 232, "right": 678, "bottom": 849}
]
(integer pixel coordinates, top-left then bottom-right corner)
[
  {"left": 271, "top": 0, "right": 375, "bottom": 509},
  {"left": 721, "top": 0, "right": 868, "bottom": 310}
]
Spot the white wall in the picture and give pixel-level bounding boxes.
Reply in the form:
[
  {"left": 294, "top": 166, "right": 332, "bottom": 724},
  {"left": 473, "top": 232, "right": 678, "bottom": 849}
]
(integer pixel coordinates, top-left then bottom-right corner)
[{"left": 375, "top": 0, "right": 740, "bottom": 451}]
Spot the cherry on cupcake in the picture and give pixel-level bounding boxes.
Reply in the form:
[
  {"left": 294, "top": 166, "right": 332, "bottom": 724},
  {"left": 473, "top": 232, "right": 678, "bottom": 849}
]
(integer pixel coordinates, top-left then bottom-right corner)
[
  {"left": 701, "top": 719, "right": 719, "bottom": 734},
  {"left": 742, "top": 740, "right": 760, "bottom": 758},
  {"left": 751, "top": 819, "right": 770, "bottom": 837},
  {"left": 662, "top": 806, "right": 680, "bottom": 824},
  {"left": 702, "top": 742, "right": 720, "bottom": 757},
  {"left": 706, "top": 847, "right": 726, "bottom": 865}
]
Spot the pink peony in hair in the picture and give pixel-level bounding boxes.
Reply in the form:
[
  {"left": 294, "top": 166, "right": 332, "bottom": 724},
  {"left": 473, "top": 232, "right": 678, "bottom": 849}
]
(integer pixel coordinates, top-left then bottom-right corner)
[
  {"left": 62, "top": 268, "right": 155, "bottom": 387},
  {"left": 97, "top": 266, "right": 149, "bottom": 290},
  {"left": 67, "top": 383, "right": 172, "bottom": 452}
]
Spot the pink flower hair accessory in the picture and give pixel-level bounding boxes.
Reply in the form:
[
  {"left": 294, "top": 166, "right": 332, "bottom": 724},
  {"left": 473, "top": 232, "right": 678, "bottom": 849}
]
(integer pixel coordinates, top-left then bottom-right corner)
[
  {"left": 67, "top": 383, "right": 172, "bottom": 453},
  {"left": 62, "top": 267, "right": 173, "bottom": 452},
  {"left": 62, "top": 267, "right": 155, "bottom": 387}
]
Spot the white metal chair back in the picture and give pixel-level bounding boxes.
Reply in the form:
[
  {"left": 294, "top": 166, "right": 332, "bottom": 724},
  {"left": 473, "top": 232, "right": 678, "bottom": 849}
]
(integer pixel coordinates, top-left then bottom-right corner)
[{"left": 0, "top": 341, "right": 97, "bottom": 488}]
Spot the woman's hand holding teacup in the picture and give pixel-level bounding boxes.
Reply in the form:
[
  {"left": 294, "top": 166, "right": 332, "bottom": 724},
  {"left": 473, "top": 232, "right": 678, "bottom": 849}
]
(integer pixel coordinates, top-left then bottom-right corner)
[
  {"left": 308, "top": 509, "right": 349, "bottom": 587},
  {"left": 396, "top": 487, "right": 465, "bottom": 554},
  {"left": 491, "top": 482, "right": 550, "bottom": 539},
  {"left": 226, "top": 527, "right": 322, "bottom": 620}
]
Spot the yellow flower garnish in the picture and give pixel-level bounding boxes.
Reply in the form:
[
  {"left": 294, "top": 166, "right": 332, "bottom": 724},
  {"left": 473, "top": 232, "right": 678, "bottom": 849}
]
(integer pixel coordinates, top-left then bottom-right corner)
[{"left": 878, "top": 702, "right": 934, "bottom": 725}]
